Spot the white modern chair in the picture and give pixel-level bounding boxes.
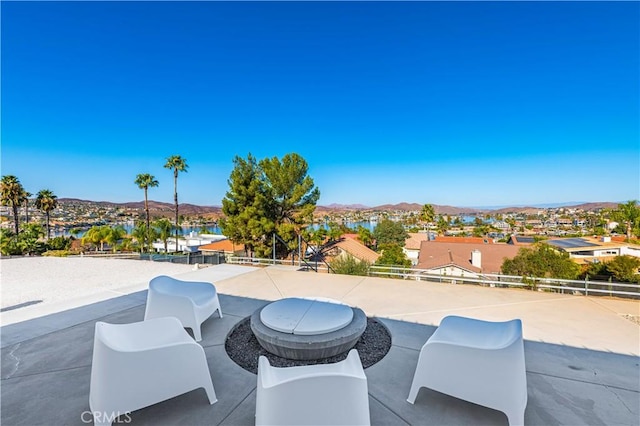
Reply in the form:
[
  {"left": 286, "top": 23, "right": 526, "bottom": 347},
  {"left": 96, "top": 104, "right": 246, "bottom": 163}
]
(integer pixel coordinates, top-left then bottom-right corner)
[
  {"left": 407, "top": 315, "right": 527, "bottom": 426},
  {"left": 256, "top": 349, "right": 371, "bottom": 426},
  {"left": 89, "top": 317, "right": 217, "bottom": 426},
  {"left": 144, "top": 275, "right": 222, "bottom": 341}
]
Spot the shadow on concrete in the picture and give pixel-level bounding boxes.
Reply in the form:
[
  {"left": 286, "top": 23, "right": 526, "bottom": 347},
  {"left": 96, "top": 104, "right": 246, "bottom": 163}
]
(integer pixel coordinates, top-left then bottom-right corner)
[{"left": 1, "top": 292, "right": 638, "bottom": 425}]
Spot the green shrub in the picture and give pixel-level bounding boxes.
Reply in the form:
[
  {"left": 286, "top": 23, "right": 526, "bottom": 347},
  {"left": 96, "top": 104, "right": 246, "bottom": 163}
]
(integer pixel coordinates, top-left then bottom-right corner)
[
  {"left": 43, "top": 250, "right": 73, "bottom": 257},
  {"left": 330, "top": 254, "right": 370, "bottom": 276},
  {"left": 46, "top": 236, "right": 72, "bottom": 251}
]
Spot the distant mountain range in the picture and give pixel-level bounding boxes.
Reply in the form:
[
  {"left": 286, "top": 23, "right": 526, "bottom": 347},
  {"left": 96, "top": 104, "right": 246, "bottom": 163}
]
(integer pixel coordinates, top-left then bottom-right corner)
[
  {"left": 317, "top": 201, "right": 620, "bottom": 215},
  {"left": 58, "top": 198, "right": 620, "bottom": 216},
  {"left": 59, "top": 198, "right": 222, "bottom": 218}
]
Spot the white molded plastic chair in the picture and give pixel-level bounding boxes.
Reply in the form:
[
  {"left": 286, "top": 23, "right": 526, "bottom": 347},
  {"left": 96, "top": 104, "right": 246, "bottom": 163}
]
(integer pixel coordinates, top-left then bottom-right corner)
[
  {"left": 407, "top": 315, "right": 527, "bottom": 426},
  {"left": 89, "top": 317, "right": 217, "bottom": 426},
  {"left": 256, "top": 349, "right": 371, "bottom": 426},
  {"left": 144, "top": 275, "right": 222, "bottom": 341}
]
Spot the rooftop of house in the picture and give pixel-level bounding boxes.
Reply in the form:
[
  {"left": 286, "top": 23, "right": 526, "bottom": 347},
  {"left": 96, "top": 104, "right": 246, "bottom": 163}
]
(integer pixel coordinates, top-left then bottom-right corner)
[
  {"left": 417, "top": 241, "right": 521, "bottom": 274},
  {"left": 325, "top": 237, "right": 381, "bottom": 263},
  {"left": 433, "top": 235, "right": 496, "bottom": 244},
  {"left": 1, "top": 262, "right": 638, "bottom": 425},
  {"left": 199, "top": 239, "right": 245, "bottom": 253},
  {"left": 404, "top": 232, "right": 432, "bottom": 250},
  {"left": 507, "top": 235, "right": 536, "bottom": 245},
  {"left": 546, "top": 236, "right": 640, "bottom": 252}
]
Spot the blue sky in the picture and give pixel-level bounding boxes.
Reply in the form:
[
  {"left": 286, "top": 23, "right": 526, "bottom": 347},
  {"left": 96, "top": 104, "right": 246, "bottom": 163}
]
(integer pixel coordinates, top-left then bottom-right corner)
[{"left": 2, "top": 1, "right": 638, "bottom": 208}]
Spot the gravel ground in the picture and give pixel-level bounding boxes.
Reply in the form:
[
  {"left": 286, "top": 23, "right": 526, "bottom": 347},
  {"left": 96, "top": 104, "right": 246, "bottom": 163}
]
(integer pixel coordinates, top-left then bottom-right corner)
[
  {"left": 0, "top": 256, "right": 194, "bottom": 310},
  {"left": 225, "top": 316, "right": 392, "bottom": 374}
]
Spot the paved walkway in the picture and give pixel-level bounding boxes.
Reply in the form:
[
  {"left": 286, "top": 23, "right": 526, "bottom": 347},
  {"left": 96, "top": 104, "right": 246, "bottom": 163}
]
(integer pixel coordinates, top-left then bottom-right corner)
[{"left": 1, "top": 262, "right": 639, "bottom": 425}]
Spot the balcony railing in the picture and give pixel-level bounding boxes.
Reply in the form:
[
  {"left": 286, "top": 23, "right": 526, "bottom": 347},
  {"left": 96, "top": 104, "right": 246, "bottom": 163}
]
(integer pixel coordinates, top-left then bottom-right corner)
[{"left": 226, "top": 256, "right": 640, "bottom": 299}]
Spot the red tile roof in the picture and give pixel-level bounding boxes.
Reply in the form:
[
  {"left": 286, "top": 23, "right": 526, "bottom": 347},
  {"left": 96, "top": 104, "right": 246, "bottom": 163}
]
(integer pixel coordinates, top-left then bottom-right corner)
[
  {"left": 416, "top": 241, "right": 520, "bottom": 274},
  {"left": 199, "top": 240, "right": 245, "bottom": 253},
  {"left": 326, "top": 238, "right": 380, "bottom": 263},
  {"left": 405, "top": 233, "right": 431, "bottom": 250},
  {"left": 433, "top": 236, "right": 495, "bottom": 244}
]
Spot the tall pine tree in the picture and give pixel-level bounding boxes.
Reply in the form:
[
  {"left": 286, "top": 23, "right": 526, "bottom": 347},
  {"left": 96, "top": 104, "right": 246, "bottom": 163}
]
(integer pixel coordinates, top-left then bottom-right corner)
[{"left": 220, "top": 153, "right": 320, "bottom": 258}]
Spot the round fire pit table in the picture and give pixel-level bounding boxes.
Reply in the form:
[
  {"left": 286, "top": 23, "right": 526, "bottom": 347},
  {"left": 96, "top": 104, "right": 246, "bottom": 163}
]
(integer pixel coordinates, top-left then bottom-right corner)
[{"left": 250, "top": 297, "right": 367, "bottom": 360}]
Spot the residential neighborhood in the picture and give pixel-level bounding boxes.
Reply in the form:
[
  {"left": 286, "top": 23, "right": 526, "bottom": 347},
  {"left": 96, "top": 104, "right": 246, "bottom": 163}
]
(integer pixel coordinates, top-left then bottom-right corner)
[{"left": 2, "top": 198, "right": 639, "bottom": 285}]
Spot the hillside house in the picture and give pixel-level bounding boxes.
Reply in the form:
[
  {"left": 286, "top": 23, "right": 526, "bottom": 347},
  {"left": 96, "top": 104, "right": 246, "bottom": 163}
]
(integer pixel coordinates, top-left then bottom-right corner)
[
  {"left": 545, "top": 236, "right": 640, "bottom": 264},
  {"left": 321, "top": 237, "right": 380, "bottom": 264},
  {"left": 403, "top": 233, "right": 433, "bottom": 265},
  {"left": 493, "top": 220, "right": 511, "bottom": 232},
  {"left": 199, "top": 239, "right": 246, "bottom": 257},
  {"left": 415, "top": 241, "right": 520, "bottom": 277},
  {"left": 152, "top": 232, "right": 226, "bottom": 253}
]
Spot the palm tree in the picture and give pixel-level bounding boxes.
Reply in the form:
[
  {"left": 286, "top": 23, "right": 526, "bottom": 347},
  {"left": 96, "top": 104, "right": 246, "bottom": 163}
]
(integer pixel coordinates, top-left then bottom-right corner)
[
  {"left": 613, "top": 200, "right": 640, "bottom": 241},
  {"left": 1, "top": 175, "right": 27, "bottom": 236},
  {"left": 19, "top": 223, "right": 45, "bottom": 255},
  {"left": 105, "top": 225, "right": 127, "bottom": 253},
  {"left": 131, "top": 223, "right": 151, "bottom": 254},
  {"left": 35, "top": 189, "right": 58, "bottom": 240},
  {"left": 436, "top": 215, "right": 449, "bottom": 236},
  {"left": 153, "top": 218, "right": 174, "bottom": 254},
  {"left": 82, "top": 225, "right": 110, "bottom": 251},
  {"left": 134, "top": 173, "right": 159, "bottom": 249},
  {"left": 419, "top": 204, "right": 436, "bottom": 230},
  {"left": 23, "top": 191, "right": 32, "bottom": 223},
  {"left": 82, "top": 226, "right": 103, "bottom": 251},
  {"left": 163, "top": 155, "right": 188, "bottom": 252}
]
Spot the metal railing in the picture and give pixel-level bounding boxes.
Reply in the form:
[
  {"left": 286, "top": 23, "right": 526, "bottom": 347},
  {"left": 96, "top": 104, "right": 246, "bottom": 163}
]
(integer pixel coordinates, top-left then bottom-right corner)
[
  {"left": 143, "top": 252, "right": 226, "bottom": 265},
  {"left": 270, "top": 233, "right": 335, "bottom": 274},
  {"left": 76, "top": 252, "right": 140, "bottom": 259},
  {"left": 226, "top": 256, "right": 640, "bottom": 299},
  {"left": 227, "top": 256, "right": 321, "bottom": 270},
  {"left": 369, "top": 266, "right": 640, "bottom": 298}
]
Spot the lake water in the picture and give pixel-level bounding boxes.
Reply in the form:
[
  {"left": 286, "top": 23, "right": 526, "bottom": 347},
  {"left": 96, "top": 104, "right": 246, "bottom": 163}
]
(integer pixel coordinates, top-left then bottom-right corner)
[
  {"left": 54, "top": 215, "right": 487, "bottom": 238},
  {"left": 311, "top": 216, "right": 486, "bottom": 232},
  {"left": 53, "top": 224, "right": 222, "bottom": 238}
]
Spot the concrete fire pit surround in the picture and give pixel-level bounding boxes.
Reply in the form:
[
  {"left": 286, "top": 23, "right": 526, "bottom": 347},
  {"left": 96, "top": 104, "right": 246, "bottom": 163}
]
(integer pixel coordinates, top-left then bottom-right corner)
[{"left": 250, "top": 302, "right": 367, "bottom": 361}]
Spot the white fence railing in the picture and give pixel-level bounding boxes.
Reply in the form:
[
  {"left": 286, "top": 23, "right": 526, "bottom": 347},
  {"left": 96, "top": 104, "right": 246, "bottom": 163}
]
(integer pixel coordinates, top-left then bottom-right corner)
[
  {"left": 369, "top": 267, "right": 640, "bottom": 298},
  {"left": 226, "top": 256, "right": 640, "bottom": 299}
]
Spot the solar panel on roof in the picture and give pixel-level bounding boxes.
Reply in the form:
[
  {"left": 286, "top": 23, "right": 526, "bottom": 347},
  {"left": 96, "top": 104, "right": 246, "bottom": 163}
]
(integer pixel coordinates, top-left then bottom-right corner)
[
  {"left": 548, "top": 238, "right": 598, "bottom": 249},
  {"left": 517, "top": 237, "right": 536, "bottom": 243}
]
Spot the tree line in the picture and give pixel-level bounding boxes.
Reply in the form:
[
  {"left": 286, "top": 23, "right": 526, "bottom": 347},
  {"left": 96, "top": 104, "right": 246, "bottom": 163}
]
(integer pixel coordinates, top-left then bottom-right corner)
[
  {"left": 0, "top": 154, "right": 188, "bottom": 256},
  {"left": 0, "top": 175, "right": 60, "bottom": 255}
]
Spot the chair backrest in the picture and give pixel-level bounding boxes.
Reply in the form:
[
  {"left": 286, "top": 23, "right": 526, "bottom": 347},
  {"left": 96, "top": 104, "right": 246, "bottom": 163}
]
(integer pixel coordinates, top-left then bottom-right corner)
[
  {"left": 94, "top": 321, "right": 138, "bottom": 353},
  {"left": 256, "top": 349, "right": 370, "bottom": 425},
  {"left": 430, "top": 315, "right": 522, "bottom": 350},
  {"left": 91, "top": 321, "right": 136, "bottom": 411},
  {"left": 149, "top": 275, "right": 180, "bottom": 294}
]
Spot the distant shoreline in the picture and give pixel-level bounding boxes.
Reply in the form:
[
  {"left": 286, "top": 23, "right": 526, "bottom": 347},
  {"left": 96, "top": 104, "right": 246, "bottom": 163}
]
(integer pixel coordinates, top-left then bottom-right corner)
[{"left": 52, "top": 198, "right": 622, "bottom": 215}]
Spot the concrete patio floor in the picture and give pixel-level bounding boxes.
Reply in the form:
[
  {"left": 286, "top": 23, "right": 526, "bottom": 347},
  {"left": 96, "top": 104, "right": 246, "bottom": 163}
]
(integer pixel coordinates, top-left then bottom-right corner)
[{"left": 1, "top": 263, "right": 639, "bottom": 425}]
